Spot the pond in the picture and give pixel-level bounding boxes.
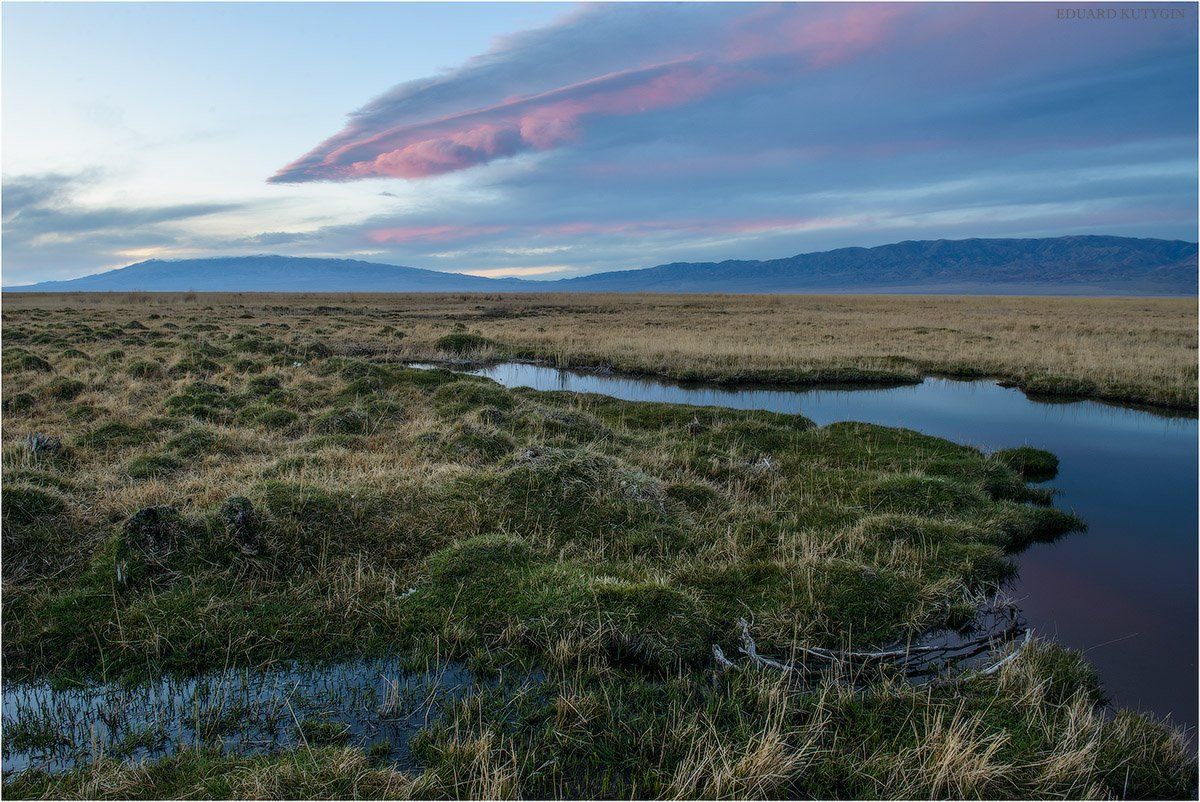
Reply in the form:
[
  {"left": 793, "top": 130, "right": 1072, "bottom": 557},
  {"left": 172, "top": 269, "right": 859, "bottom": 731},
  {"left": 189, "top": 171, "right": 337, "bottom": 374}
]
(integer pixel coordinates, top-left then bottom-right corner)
[{"left": 438, "top": 361, "right": 1198, "bottom": 734}]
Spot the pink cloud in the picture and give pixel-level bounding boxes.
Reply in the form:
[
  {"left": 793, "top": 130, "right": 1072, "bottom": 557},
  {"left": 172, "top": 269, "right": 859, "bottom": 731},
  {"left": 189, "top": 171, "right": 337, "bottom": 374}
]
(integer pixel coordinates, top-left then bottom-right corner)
[
  {"left": 725, "top": 3, "right": 913, "bottom": 66},
  {"left": 275, "top": 59, "right": 734, "bottom": 182},
  {"left": 352, "top": 125, "right": 525, "bottom": 180},
  {"left": 270, "top": 5, "right": 916, "bottom": 184},
  {"left": 364, "top": 214, "right": 860, "bottom": 247},
  {"left": 532, "top": 215, "right": 861, "bottom": 238},
  {"left": 367, "top": 224, "right": 509, "bottom": 244}
]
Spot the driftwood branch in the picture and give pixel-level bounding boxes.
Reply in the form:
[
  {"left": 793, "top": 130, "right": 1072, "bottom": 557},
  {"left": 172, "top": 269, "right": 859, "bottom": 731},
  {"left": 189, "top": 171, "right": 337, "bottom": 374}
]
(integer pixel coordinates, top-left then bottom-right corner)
[
  {"left": 976, "top": 628, "right": 1034, "bottom": 676},
  {"left": 736, "top": 618, "right": 797, "bottom": 673},
  {"left": 713, "top": 606, "right": 1033, "bottom": 685},
  {"left": 711, "top": 644, "right": 737, "bottom": 671}
]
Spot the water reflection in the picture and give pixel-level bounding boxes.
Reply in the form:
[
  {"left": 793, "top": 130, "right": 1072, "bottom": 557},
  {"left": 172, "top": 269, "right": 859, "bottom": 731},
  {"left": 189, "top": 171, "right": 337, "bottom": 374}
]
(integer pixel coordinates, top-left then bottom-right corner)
[{"left": 2, "top": 657, "right": 537, "bottom": 775}]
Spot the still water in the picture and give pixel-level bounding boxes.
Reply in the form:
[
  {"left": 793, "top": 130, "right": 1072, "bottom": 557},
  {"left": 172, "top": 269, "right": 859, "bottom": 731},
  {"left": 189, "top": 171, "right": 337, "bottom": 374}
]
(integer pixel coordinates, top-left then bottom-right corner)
[
  {"left": 449, "top": 361, "right": 1199, "bottom": 733},
  {"left": 2, "top": 657, "right": 537, "bottom": 774}
]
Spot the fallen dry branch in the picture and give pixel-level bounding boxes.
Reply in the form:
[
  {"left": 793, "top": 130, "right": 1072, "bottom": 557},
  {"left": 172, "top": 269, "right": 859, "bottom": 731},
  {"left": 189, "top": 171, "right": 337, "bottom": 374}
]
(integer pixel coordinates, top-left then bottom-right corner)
[
  {"left": 736, "top": 618, "right": 798, "bottom": 673},
  {"left": 976, "top": 628, "right": 1034, "bottom": 677},
  {"left": 715, "top": 609, "right": 1034, "bottom": 686}
]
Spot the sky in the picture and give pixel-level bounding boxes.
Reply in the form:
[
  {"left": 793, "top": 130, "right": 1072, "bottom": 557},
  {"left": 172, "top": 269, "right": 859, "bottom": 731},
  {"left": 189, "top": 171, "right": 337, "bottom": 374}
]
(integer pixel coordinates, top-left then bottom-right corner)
[{"left": 2, "top": 2, "right": 1197, "bottom": 285}]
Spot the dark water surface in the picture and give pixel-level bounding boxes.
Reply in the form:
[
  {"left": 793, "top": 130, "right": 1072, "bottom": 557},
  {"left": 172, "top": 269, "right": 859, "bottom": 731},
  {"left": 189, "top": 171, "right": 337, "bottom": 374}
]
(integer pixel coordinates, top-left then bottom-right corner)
[
  {"left": 450, "top": 361, "right": 1199, "bottom": 733},
  {"left": 3, "top": 656, "right": 537, "bottom": 774}
]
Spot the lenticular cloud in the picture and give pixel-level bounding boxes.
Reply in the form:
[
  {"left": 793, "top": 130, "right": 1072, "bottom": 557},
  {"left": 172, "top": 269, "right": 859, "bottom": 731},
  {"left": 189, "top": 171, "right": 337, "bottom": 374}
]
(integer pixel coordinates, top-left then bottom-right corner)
[
  {"left": 268, "top": 3, "right": 915, "bottom": 183},
  {"left": 268, "top": 1, "right": 1191, "bottom": 188}
]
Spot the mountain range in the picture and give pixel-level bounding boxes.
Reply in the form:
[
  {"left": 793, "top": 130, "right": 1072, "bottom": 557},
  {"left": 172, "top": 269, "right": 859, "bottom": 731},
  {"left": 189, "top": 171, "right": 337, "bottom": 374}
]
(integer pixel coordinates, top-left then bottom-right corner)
[{"left": 6, "top": 235, "right": 1197, "bottom": 295}]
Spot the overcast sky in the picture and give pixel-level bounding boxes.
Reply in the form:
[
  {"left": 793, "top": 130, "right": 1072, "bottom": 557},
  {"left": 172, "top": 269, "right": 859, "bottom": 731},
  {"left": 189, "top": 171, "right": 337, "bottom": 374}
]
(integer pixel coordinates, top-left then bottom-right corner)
[{"left": 3, "top": 2, "right": 1196, "bottom": 284}]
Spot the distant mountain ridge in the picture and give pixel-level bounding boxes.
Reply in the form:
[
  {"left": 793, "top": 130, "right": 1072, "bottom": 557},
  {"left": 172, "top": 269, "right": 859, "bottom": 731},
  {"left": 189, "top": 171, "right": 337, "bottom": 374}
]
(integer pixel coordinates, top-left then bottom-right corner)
[
  {"left": 553, "top": 235, "right": 1198, "bottom": 295},
  {"left": 6, "top": 236, "right": 1197, "bottom": 295}
]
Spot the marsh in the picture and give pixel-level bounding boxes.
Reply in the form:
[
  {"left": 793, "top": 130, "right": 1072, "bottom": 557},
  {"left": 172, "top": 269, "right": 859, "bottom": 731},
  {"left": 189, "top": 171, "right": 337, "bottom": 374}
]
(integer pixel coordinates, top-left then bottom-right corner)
[{"left": 2, "top": 293, "right": 1195, "bottom": 798}]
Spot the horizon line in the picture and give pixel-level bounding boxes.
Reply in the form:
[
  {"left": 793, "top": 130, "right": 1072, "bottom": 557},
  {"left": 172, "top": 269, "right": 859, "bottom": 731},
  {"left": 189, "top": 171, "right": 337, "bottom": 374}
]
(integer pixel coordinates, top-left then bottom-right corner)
[{"left": 7, "top": 232, "right": 1198, "bottom": 290}]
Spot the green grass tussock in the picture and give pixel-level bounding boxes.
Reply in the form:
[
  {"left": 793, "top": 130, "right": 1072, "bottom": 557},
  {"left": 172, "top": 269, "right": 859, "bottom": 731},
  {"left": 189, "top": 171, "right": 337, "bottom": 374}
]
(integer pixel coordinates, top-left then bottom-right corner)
[
  {"left": 992, "top": 446, "right": 1060, "bottom": 482},
  {"left": 436, "top": 332, "right": 497, "bottom": 355},
  {"left": 125, "top": 453, "right": 185, "bottom": 480}
]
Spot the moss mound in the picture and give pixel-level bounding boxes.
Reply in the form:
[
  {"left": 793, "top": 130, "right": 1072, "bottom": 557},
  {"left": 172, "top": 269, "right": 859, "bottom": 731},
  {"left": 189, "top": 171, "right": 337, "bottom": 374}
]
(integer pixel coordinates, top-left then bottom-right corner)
[
  {"left": 3, "top": 484, "right": 68, "bottom": 527},
  {"left": 126, "top": 454, "right": 184, "bottom": 480},
  {"left": 993, "top": 446, "right": 1060, "bottom": 481},
  {"left": 435, "top": 332, "right": 495, "bottom": 354},
  {"left": 43, "top": 377, "right": 86, "bottom": 401},
  {"left": 127, "top": 359, "right": 165, "bottom": 379},
  {"left": 79, "top": 421, "right": 154, "bottom": 450}
]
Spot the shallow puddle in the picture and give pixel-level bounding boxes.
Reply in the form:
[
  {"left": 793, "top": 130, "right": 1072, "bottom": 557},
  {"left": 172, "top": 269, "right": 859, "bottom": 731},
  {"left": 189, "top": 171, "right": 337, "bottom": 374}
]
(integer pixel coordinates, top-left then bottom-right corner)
[{"left": 2, "top": 656, "right": 537, "bottom": 775}]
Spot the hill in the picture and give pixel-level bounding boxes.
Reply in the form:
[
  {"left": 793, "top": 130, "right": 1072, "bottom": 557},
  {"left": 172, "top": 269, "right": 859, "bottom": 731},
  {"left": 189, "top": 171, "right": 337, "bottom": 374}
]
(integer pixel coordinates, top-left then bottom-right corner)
[
  {"left": 6, "top": 236, "right": 1196, "bottom": 295},
  {"left": 4, "top": 255, "right": 530, "bottom": 293},
  {"left": 553, "top": 236, "right": 1198, "bottom": 295}
]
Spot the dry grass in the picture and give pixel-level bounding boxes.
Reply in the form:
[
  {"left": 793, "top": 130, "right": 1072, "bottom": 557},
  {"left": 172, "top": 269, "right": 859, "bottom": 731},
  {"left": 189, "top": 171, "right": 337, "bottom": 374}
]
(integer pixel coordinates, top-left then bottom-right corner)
[
  {"left": 5, "top": 291, "right": 1195, "bottom": 408},
  {"left": 9, "top": 747, "right": 421, "bottom": 800},
  {"left": 665, "top": 671, "right": 822, "bottom": 799}
]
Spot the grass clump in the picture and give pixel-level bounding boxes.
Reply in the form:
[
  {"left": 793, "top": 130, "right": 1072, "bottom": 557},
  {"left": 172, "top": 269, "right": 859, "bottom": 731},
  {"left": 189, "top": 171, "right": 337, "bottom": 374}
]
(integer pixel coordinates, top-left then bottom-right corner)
[
  {"left": 462, "top": 446, "right": 680, "bottom": 557},
  {"left": 7, "top": 350, "right": 54, "bottom": 372},
  {"left": 164, "top": 426, "right": 227, "bottom": 458},
  {"left": 125, "top": 453, "right": 184, "bottom": 480},
  {"left": 244, "top": 374, "right": 283, "bottom": 396},
  {"left": 78, "top": 421, "right": 154, "bottom": 450},
  {"left": 434, "top": 378, "right": 514, "bottom": 416},
  {"left": 111, "top": 505, "right": 234, "bottom": 591},
  {"left": 5, "top": 391, "right": 37, "bottom": 412},
  {"left": 989, "top": 503, "right": 1085, "bottom": 551},
  {"left": 312, "top": 406, "right": 369, "bottom": 435},
  {"left": 165, "top": 380, "right": 233, "bottom": 421},
  {"left": 416, "top": 534, "right": 710, "bottom": 672},
  {"left": 436, "top": 332, "right": 495, "bottom": 355},
  {"left": 860, "top": 472, "right": 988, "bottom": 516},
  {"left": 250, "top": 480, "right": 432, "bottom": 570},
  {"left": 2, "top": 484, "right": 80, "bottom": 584},
  {"left": 169, "top": 351, "right": 222, "bottom": 377},
  {"left": 429, "top": 421, "right": 515, "bottom": 464},
  {"left": 238, "top": 403, "right": 299, "bottom": 430},
  {"left": 127, "top": 358, "right": 165, "bottom": 379},
  {"left": 993, "top": 446, "right": 1060, "bottom": 481},
  {"left": 232, "top": 357, "right": 265, "bottom": 373},
  {"left": 3, "top": 483, "right": 68, "bottom": 526},
  {"left": 43, "top": 376, "right": 86, "bottom": 401}
]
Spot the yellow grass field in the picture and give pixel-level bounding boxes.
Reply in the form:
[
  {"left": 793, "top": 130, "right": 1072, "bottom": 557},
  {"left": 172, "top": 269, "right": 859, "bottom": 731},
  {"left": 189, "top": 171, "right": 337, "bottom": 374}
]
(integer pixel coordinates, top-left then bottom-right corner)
[{"left": 6, "top": 292, "right": 1196, "bottom": 409}]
